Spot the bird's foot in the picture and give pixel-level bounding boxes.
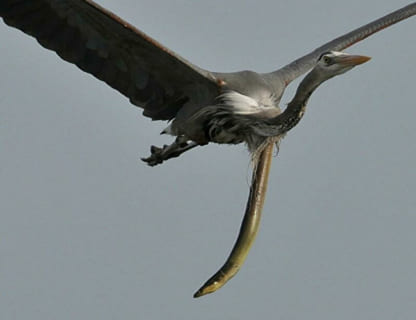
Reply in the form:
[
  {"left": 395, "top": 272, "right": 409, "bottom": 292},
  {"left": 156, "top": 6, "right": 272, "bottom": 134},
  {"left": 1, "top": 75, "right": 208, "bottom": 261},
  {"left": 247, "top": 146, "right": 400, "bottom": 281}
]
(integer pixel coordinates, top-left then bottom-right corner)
[{"left": 141, "top": 137, "right": 199, "bottom": 166}]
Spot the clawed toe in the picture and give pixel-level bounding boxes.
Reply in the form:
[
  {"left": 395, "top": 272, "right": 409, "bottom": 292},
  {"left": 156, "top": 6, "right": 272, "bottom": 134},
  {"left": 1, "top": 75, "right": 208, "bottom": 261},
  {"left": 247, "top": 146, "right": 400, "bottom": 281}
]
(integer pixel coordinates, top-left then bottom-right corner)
[
  {"left": 141, "top": 137, "right": 200, "bottom": 166},
  {"left": 150, "top": 145, "right": 162, "bottom": 153},
  {"left": 141, "top": 145, "right": 165, "bottom": 166}
]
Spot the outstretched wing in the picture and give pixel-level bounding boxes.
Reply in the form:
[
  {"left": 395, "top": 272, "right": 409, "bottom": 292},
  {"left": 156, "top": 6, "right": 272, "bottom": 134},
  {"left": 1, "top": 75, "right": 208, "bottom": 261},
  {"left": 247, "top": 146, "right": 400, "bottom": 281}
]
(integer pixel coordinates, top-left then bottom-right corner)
[
  {"left": 0, "top": 0, "right": 219, "bottom": 120},
  {"left": 272, "top": 3, "right": 416, "bottom": 85}
]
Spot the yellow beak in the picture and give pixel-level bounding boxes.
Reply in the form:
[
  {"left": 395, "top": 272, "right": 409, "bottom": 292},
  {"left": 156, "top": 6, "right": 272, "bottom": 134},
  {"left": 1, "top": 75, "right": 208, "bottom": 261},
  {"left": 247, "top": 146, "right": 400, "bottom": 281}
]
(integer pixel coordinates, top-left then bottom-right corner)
[{"left": 336, "top": 54, "right": 371, "bottom": 66}]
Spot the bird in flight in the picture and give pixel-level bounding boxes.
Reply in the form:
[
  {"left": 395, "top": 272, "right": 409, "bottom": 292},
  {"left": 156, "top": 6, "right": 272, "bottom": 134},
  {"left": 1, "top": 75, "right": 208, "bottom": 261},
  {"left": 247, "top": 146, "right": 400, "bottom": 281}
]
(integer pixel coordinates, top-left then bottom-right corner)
[{"left": 1, "top": 1, "right": 415, "bottom": 297}]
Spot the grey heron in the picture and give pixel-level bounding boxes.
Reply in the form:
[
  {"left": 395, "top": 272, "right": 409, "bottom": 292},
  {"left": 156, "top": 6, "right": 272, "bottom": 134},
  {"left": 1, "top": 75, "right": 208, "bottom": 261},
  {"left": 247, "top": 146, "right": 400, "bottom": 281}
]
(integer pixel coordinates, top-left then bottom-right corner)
[{"left": 1, "top": 1, "right": 415, "bottom": 298}]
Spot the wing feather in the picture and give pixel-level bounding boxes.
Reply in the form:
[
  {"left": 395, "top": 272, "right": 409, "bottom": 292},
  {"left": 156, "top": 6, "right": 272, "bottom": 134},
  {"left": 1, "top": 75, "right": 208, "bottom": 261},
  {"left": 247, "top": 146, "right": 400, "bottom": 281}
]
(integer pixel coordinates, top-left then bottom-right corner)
[{"left": 0, "top": 0, "right": 219, "bottom": 120}]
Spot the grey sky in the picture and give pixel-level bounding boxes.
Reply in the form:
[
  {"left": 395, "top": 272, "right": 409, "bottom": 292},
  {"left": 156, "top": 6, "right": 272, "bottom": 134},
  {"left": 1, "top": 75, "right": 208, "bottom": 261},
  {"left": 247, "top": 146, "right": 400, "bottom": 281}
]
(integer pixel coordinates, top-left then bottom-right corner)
[{"left": 1, "top": 1, "right": 415, "bottom": 319}]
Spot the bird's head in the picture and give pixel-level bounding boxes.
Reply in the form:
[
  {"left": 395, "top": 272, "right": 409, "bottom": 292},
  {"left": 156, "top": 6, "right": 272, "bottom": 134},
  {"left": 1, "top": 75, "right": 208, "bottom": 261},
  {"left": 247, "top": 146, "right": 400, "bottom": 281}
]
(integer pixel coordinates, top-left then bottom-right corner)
[
  {"left": 315, "top": 51, "right": 371, "bottom": 81},
  {"left": 292, "top": 50, "right": 372, "bottom": 106}
]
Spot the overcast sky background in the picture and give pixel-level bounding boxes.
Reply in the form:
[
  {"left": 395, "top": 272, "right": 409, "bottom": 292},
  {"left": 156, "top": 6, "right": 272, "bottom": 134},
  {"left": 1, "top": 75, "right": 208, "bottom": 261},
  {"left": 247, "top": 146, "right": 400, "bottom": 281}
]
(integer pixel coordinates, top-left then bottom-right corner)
[{"left": 1, "top": 1, "right": 415, "bottom": 319}]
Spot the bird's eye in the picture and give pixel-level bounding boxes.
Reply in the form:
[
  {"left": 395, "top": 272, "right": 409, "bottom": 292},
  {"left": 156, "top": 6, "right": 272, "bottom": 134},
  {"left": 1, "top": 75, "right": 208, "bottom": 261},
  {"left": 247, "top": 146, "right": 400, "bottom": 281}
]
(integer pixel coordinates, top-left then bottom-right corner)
[{"left": 323, "top": 56, "right": 332, "bottom": 64}]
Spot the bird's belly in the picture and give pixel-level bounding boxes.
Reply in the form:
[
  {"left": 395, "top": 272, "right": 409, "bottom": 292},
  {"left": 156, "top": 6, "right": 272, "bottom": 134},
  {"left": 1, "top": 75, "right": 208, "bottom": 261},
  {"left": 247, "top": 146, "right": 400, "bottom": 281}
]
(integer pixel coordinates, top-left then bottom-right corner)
[{"left": 205, "top": 117, "right": 246, "bottom": 145}]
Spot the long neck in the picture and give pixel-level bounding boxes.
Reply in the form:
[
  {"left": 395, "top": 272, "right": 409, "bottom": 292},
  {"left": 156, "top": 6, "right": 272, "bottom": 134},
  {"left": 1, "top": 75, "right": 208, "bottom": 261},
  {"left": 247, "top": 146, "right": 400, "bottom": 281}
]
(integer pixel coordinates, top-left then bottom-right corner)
[{"left": 267, "top": 70, "right": 323, "bottom": 134}]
